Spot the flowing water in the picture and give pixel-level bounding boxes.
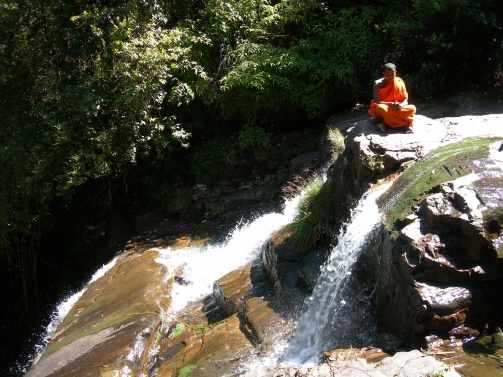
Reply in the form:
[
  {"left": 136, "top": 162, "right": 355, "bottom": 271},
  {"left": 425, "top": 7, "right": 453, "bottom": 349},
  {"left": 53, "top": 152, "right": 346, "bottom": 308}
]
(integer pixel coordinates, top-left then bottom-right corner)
[
  {"left": 154, "top": 195, "right": 302, "bottom": 314},
  {"left": 22, "top": 189, "right": 303, "bottom": 373},
  {"left": 24, "top": 162, "right": 388, "bottom": 374},
  {"left": 282, "top": 185, "right": 388, "bottom": 363}
]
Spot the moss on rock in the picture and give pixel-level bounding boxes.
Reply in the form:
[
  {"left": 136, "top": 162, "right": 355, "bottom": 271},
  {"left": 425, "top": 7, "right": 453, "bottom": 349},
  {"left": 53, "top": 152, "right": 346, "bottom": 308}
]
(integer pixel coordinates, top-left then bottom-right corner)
[{"left": 378, "top": 138, "right": 499, "bottom": 230}]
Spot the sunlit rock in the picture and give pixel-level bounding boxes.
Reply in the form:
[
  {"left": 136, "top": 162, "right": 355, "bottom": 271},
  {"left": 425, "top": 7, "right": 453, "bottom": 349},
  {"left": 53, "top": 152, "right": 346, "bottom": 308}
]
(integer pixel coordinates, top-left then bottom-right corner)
[
  {"left": 25, "top": 249, "right": 171, "bottom": 377},
  {"left": 242, "top": 296, "right": 296, "bottom": 354},
  {"left": 213, "top": 262, "right": 267, "bottom": 316}
]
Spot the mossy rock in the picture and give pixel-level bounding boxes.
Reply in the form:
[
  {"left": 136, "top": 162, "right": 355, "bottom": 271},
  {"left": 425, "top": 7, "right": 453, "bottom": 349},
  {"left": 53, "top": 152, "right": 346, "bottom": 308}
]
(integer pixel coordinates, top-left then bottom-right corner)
[{"left": 378, "top": 138, "right": 500, "bottom": 230}]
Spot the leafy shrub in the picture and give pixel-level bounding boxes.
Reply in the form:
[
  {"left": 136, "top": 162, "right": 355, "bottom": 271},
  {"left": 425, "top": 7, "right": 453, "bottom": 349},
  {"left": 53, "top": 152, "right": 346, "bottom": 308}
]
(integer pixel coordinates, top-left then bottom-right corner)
[
  {"left": 238, "top": 125, "right": 271, "bottom": 149},
  {"left": 379, "top": 0, "right": 503, "bottom": 97},
  {"left": 219, "top": 4, "right": 384, "bottom": 124}
]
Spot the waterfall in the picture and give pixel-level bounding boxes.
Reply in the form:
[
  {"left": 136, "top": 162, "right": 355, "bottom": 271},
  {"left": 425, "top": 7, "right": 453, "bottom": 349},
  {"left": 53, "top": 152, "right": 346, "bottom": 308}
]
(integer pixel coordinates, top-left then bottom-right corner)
[
  {"left": 155, "top": 195, "right": 301, "bottom": 314},
  {"left": 283, "top": 184, "right": 388, "bottom": 363},
  {"left": 155, "top": 161, "right": 332, "bottom": 316},
  {"left": 24, "top": 159, "right": 389, "bottom": 373},
  {"left": 22, "top": 181, "right": 306, "bottom": 376}
]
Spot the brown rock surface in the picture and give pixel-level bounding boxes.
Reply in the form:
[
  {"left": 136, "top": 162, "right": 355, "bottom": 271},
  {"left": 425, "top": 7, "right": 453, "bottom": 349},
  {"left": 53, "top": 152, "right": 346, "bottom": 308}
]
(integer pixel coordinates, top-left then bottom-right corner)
[
  {"left": 156, "top": 314, "right": 255, "bottom": 377},
  {"left": 26, "top": 249, "right": 171, "bottom": 377},
  {"left": 213, "top": 261, "right": 268, "bottom": 316},
  {"left": 242, "top": 296, "right": 295, "bottom": 354}
]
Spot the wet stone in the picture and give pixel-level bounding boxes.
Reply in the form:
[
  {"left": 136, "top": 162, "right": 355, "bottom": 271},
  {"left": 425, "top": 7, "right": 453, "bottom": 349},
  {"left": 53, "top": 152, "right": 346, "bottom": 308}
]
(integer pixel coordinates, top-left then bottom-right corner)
[
  {"left": 297, "top": 246, "right": 330, "bottom": 293},
  {"left": 242, "top": 296, "right": 295, "bottom": 354},
  {"left": 417, "top": 283, "right": 472, "bottom": 316},
  {"left": 213, "top": 261, "right": 268, "bottom": 316},
  {"left": 412, "top": 253, "right": 471, "bottom": 283},
  {"left": 26, "top": 250, "right": 170, "bottom": 377},
  {"left": 176, "top": 314, "right": 256, "bottom": 377},
  {"left": 324, "top": 347, "right": 390, "bottom": 364}
]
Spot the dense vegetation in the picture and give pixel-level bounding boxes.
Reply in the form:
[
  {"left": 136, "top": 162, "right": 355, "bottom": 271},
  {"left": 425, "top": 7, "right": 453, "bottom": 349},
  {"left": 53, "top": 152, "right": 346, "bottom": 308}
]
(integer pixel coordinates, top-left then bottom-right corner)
[{"left": 1, "top": 0, "right": 502, "bottom": 374}]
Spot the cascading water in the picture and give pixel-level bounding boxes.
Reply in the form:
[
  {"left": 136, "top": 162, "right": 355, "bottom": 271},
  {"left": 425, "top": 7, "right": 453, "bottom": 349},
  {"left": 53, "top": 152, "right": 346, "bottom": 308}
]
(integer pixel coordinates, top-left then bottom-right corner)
[
  {"left": 154, "top": 161, "right": 333, "bottom": 316},
  {"left": 22, "top": 185, "right": 304, "bottom": 373},
  {"left": 154, "top": 195, "right": 301, "bottom": 314},
  {"left": 282, "top": 184, "right": 389, "bottom": 364}
]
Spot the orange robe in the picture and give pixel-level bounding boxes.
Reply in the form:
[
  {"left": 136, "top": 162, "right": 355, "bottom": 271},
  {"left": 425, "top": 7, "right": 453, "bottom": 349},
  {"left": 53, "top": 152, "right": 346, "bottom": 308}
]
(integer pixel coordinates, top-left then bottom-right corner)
[{"left": 369, "top": 77, "right": 416, "bottom": 128}]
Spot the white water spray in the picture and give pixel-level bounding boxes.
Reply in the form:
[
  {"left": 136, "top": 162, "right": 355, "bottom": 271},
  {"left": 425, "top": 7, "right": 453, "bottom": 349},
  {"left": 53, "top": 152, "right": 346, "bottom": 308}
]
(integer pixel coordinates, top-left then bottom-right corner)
[
  {"left": 22, "top": 187, "right": 303, "bottom": 375},
  {"left": 154, "top": 161, "right": 336, "bottom": 316},
  {"left": 283, "top": 184, "right": 388, "bottom": 363},
  {"left": 155, "top": 195, "right": 301, "bottom": 314}
]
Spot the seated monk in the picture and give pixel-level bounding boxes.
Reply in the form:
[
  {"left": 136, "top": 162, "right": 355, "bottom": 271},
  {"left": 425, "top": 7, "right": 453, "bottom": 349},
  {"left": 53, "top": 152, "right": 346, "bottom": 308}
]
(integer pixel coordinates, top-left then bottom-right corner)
[{"left": 369, "top": 63, "right": 416, "bottom": 133}]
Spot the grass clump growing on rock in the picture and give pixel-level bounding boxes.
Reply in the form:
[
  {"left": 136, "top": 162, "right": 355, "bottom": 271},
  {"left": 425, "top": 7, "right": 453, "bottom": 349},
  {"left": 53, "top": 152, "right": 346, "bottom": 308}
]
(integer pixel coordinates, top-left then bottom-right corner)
[
  {"left": 378, "top": 137, "right": 498, "bottom": 230},
  {"left": 289, "top": 176, "right": 334, "bottom": 253},
  {"left": 327, "top": 128, "right": 345, "bottom": 158}
]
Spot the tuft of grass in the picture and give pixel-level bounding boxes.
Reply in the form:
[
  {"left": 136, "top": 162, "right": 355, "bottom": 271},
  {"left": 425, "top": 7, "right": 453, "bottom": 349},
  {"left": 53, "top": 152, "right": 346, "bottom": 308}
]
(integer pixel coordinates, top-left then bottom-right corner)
[
  {"left": 289, "top": 176, "right": 334, "bottom": 253},
  {"left": 327, "top": 127, "right": 345, "bottom": 158}
]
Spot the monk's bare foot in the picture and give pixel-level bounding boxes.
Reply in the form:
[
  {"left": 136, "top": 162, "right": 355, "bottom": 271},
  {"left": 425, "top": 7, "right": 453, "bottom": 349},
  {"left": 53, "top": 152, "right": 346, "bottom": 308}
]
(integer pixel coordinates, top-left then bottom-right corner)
[
  {"left": 377, "top": 122, "right": 387, "bottom": 133},
  {"left": 404, "top": 125, "right": 413, "bottom": 134}
]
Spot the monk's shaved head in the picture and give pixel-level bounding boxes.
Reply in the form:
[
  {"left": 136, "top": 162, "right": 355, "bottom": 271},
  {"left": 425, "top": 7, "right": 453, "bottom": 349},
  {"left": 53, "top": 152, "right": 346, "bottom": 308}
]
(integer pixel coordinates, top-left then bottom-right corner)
[{"left": 383, "top": 63, "right": 396, "bottom": 71}]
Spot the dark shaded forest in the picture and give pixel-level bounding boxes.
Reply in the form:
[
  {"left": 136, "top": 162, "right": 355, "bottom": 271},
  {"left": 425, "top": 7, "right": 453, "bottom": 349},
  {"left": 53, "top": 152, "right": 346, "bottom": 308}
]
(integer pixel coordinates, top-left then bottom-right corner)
[{"left": 1, "top": 0, "right": 502, "bottom": 374}]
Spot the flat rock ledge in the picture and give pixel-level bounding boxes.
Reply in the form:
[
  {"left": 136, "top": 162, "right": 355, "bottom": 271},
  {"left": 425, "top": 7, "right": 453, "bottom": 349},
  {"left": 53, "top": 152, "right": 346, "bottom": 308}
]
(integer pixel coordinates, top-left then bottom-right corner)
[{"left": 242, "top": 350, "right": 460, "bottom": 377}]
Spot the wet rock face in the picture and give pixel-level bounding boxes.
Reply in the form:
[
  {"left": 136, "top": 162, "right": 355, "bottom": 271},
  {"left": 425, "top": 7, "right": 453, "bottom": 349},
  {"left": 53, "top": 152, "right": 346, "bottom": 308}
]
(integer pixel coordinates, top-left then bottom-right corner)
[
  {"left": 377, "top": 137, "right": 503, "bottom": 346},
  {"left": 422, "top": 188, "right": 493, "bottom": 267}
]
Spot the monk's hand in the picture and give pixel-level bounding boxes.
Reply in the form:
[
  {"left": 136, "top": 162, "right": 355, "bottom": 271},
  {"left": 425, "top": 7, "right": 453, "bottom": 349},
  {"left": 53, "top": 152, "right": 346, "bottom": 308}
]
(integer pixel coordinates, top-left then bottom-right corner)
[{"left": 391, "top": 102, "right": 401, "bottom": 111}]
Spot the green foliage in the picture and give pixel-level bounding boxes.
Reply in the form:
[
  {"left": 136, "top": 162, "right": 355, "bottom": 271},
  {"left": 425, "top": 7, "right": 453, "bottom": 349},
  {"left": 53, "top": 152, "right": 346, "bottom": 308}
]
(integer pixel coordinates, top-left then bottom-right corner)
[
  {"left": 219, "top": 3, "right": 384, "bottom": 123},
  {"left": 377, "top": 0, "right": 503, "bottom": 96},
  {"left": 361, "top": 153, "right": 385, "bottom": 174},
  {"left": 238, "top": 125, "right": 271, "bottom": 149},
  {"left": 289, "top": 177, "right": 334, "bottom": 252},
  {"left": 327, "top": 128, "right": 345, "bottom": 158},
  {"left": 487, "top": 353, "right": 503, "bottom": 364},
  {"left": 189, "top": 140, "right": 228, "bottom": 183},
  {"left": 177, "top": 364, "right": 196, "bottom": 377},
  {"left": 1, "top": 0, "right": 503, "bottom": 367},
  {"left": 168, "top": 187, "right": 194, "bottom": 214},
  {"left": 169, "top": 323, "right": 186, "bottom": 340}
]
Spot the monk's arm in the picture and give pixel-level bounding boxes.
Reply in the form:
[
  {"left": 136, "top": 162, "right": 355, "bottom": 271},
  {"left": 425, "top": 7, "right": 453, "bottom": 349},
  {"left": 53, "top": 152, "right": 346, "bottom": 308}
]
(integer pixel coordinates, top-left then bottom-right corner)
[
  {"left": 394, "top": 98, "right": 408, "bottom": 110},
  {"left": 372, "top": 81, "right": 381, "bottom": 103}
]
